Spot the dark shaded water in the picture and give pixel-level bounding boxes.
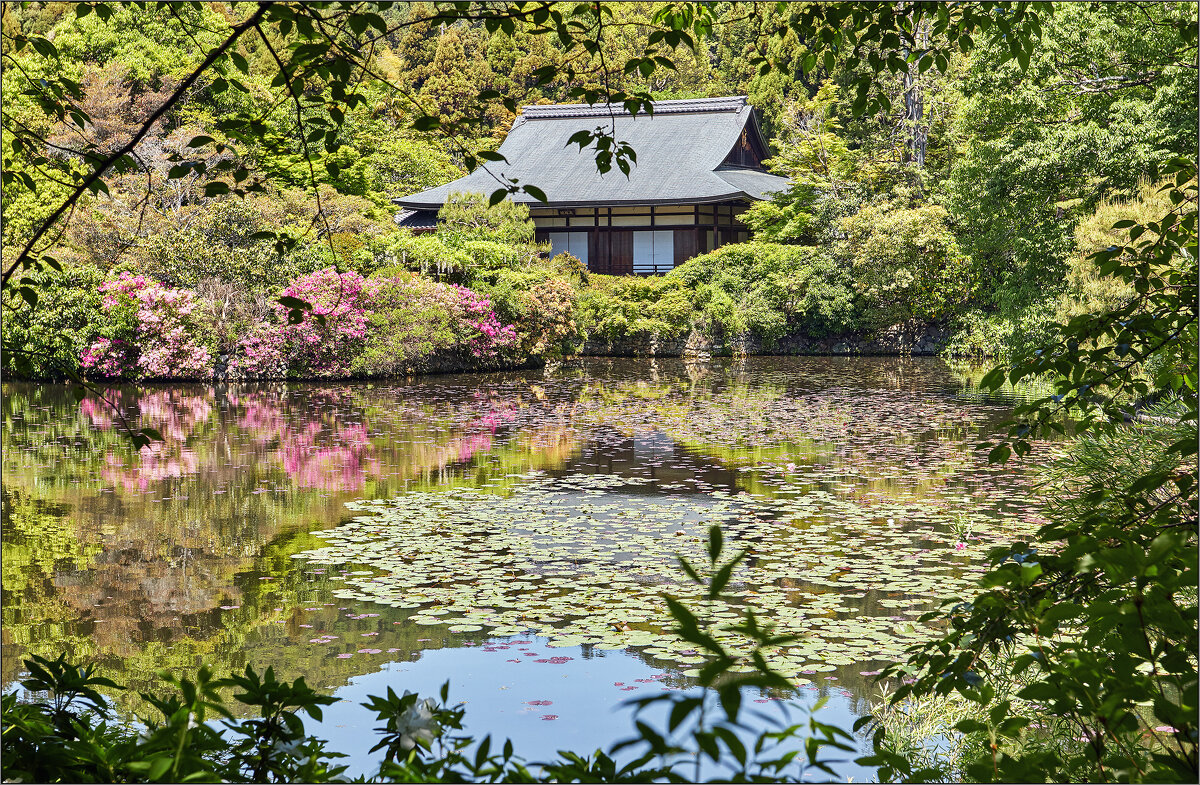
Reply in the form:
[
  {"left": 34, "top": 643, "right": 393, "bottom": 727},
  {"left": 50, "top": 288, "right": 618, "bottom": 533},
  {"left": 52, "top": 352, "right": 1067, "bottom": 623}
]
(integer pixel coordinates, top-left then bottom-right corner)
[{"left": 2, "top": 357, "right": 1047, "bottom": 776}]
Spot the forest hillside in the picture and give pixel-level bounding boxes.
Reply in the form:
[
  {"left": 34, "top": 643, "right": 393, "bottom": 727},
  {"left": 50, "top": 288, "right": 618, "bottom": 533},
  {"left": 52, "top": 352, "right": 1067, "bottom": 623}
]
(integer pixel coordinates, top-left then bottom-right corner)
[{"left": 2, "top": 1, "right": 1194, "bottom": 379}]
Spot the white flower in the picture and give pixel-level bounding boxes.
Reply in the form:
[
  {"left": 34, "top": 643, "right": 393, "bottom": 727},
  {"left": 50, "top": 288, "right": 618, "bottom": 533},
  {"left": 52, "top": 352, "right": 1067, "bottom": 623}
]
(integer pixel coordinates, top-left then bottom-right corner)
[
  {"left": 271, "top": 737, "right": 306, "bottom": 756},
  {"left": 394, "top": 698, "right": 437, "bottom": 751}
]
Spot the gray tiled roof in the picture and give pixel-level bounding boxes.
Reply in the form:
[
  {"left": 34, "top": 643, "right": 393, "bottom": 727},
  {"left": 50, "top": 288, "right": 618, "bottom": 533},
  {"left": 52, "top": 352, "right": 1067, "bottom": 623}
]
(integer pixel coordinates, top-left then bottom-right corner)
[
  {"left": 393, "top": 96, "right": 789, "bottom": 209},
  {"left": 394, "top": 208, "right": 438, "bottom": 229}
]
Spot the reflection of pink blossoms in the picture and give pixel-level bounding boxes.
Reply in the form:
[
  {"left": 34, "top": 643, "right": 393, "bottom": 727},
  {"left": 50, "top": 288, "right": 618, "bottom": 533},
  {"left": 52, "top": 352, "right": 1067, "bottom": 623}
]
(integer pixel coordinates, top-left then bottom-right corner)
[
  {"left": 79, "top": 392, "right": 124, "bottom": 429},
  {"left": 103, "top": 442, "right": 201, "bottom": 491},
  {"left": 278, "top": 422, "right": 380, "bottom": 491},
  {"left": 232, "top": 390, "right": 382, "bottom": 491},
  {"left": 79, "top": 389, "right": 213, "bottom": 487}
]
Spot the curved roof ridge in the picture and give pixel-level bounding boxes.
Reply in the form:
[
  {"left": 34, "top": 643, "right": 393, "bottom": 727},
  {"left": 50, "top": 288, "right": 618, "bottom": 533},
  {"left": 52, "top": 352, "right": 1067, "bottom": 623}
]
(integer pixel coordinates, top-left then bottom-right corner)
[{"left": 520, "top": 95, "right": 747, "bottom": 120}]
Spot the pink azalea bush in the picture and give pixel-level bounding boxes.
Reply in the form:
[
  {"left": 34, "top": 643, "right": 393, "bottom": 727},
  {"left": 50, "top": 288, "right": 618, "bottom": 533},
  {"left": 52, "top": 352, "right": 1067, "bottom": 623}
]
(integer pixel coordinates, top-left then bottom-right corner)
[
  {"left": 276, "top": 268, "right": 377, "bottom": 377},
  {"left": 80, "top": 273, "right": 213, "bottom": 379},
  {"left": 450, "top": 285, "right": 519, "bottom": 358},
  {"left": 79, "top": 268, "right": 523, "bottom": 380},
  {"left": 227, "top": 325, "right": 287, "bottom": 379},
  {"left": 79, "top": 338, "right": 136, "bottom": 377}
]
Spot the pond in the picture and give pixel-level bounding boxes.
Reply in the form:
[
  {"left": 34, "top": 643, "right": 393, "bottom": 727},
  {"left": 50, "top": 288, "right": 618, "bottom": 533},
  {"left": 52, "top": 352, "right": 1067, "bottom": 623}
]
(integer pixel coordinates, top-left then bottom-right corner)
[{"left": 1, "top": 357, "right": 1049, "bottom": 778}]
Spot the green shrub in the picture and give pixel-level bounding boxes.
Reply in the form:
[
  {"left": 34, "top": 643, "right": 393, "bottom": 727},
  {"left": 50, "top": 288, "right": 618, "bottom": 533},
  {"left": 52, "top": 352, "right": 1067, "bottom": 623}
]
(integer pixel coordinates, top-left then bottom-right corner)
[
  {"left": 385, "top": 197, "right": 543, "bottom": 286},
  {"left": 670, "top": 242, "right": 856, "bottom": 343},
  {"left": 459, "top": 239, "right": 541, "bottom": 272},
  {"left": 384, "top": 231, "right": 474, "bottom": 280},
  {"left": 195, "top": 278, "right": 281, "bottom": 360},
  {"left": 740, "top": 185, "right": 819, "bottom": 244},
  {"left": 436, "top": 192, "right": 537, "bottom": 247},
  {"left": 473, "top": 266, "right": 580, "bottom": 357},
  {"left": 548, "top": 252, "right": 588, "bottom": 284},
  {"left": 108, "top": 189, "right": 392, "bottom": 294},
  {"left": 838, "top": 204, "right": 972, "bottom": 331},
  {"left": 942, "top": 302, "right": 1059, "bottom": 361},
  {"left": 1, "top": 264, "right": 107, "bottom": 379},
  {"left": 352, "top": 275, "right": 462, "bottom": 375},
  {"left": 576, "top": 275, "right": 694, "bottom": 342},
  {"left": 1058, "top": 180, "right": 1175, "bottom": 323}
]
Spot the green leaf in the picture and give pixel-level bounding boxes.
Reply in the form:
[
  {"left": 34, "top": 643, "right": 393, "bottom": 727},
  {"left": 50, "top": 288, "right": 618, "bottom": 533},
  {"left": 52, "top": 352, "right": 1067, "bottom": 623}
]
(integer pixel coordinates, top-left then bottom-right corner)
[
  {"left": 277, "top": 296, "right": 311, "bottom": 310},
  {"left": 203, "top": 182, "right": 230, "bottom": 197},
  {"left": 148, "top": 756, "right": 172, "bottom": 780},
  {"left": 979, "top": 366, "right": 1007, "bottom": 390},
  {"left": 522, "top": 184, "right": 547, "bottom": 203},
  {"left": 707, "top": 525, "right": 723, "bottom": 562},
  {"left": 566, "top": 130, "right": 593, "bottom": 148}
]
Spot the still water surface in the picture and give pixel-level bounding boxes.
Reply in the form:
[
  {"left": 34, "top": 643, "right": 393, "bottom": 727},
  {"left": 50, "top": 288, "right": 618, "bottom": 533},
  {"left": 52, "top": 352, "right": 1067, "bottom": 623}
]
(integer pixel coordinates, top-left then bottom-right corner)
[{"left": 2, "top": 357, "right": 1047, "bottom": 777}]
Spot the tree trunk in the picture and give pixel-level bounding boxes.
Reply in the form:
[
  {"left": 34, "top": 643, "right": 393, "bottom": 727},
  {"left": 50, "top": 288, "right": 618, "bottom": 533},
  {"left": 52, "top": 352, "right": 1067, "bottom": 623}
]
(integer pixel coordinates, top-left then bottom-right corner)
[
  {"left": 902, "top": 13, "right": 929, "bottom": 168},
  {"left": 903, "top": 68, "right": 926, "bottom": 168}
]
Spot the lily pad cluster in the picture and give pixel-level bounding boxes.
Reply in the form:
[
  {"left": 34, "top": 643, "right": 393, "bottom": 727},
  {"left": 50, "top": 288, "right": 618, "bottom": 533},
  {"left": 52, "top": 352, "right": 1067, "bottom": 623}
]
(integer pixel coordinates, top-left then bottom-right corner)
[{"left": 294, "top": 469, "right": 1042, "bottom": 676}]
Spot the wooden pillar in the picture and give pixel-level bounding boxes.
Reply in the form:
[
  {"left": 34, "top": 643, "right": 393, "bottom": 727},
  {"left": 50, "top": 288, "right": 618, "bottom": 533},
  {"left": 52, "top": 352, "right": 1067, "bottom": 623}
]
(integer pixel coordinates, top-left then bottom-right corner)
[{"left": 607, "top": 207, "right": 613, "bottom": 275}]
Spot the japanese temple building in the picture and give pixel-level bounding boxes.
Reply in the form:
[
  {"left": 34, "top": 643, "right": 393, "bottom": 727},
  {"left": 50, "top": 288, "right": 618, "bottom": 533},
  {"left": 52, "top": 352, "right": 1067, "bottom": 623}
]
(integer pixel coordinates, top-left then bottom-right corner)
[{"left": 393, "top": 96, "right": 790, "bottom": 275}]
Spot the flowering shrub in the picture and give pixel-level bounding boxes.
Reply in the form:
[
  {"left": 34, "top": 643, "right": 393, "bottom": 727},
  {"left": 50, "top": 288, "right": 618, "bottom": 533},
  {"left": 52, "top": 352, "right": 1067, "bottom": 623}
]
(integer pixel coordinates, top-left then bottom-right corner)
[
  {"left": 80, "top": 273, "right": 214, "bottom": 379},
  {"left": 352, "top": 276, "right": 518, "bottom": 374},
  {"left": 79, "top": 338, "right": 137, "bottom": 377},
  {"left": 276, "top": 267, "right": 376, "bottom": 377},
  {"left": 451, "top": 285, "right": 518, "bottom": 359},
  {"left": 227, "top": 325, "right": 287, "bottom": 379},
  {"left": 472, "top": 268, "right": 578, "bottom": 357},
  {"left": 74, "top": 268, "right": 522, "bottom": 380}
]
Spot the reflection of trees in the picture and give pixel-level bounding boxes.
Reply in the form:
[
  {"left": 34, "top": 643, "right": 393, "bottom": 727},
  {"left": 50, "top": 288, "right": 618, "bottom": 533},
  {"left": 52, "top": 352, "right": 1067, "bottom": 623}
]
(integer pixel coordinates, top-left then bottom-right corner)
[
  {"left": 0, "top": 380, "right": 583, "bottom": 694},
  {"left": 2, "top": 358, "right": 1036, "bottom": 717}
]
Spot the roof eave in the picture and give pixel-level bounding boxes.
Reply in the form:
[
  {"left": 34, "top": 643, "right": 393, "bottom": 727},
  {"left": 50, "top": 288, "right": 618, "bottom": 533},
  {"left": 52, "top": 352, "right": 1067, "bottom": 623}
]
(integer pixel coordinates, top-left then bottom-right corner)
[{"left": 392, "top": 193, "right": 771, "bottom": 211}]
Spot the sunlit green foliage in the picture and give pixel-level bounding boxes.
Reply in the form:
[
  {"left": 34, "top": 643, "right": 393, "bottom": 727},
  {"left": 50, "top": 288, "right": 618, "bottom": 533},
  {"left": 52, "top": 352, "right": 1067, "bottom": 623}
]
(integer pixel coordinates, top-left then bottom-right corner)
[
  {"left": 878, "top": 163, "right": 1197, "bottom": 783},
  {"left": 839, "top": 204, "right": 971, "bottom": 330},
  {"left": 672, "top": 243, "right": 856, "bottom": 343},
  {"left": 436, "top": 192, "right": 537, "bottom": 248},
  {"left": 576, "top": 275, "right": 693, "bottom": 343}
]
